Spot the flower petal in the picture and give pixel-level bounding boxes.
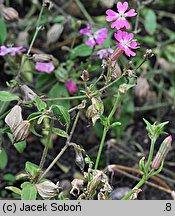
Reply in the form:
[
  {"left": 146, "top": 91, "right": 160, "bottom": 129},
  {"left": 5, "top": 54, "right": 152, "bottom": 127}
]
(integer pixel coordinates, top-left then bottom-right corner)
[
  {"left": 106, "top": 9, "right": 119, "bottom": 21},
  {"left": 117, "top": 2, "right": 128, "bottom": 13},
  {"left": 125, "top": 9, "right": 137, "bottom": 17}
]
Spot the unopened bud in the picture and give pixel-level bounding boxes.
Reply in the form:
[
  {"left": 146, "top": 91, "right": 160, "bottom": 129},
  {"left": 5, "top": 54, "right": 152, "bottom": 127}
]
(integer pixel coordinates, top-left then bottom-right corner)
[
  {"left": 144, "top": 49, "right": 154, "bottom": 60},
  {"left": 47, "top": 24, "right": 63, "bottom": 43},
  {"left": 81, "top": 70, "right": 89, "bottom": 81},
  {"left": 5, "top": 105, "right": 23, "bottom": 131},
  {"left": 32, "top": 54, "right": 54, "bottom": 62},
  {"left": 151, "top": 135, "right": 172, "bottom": 170},
  {"left": 13, "top": 120, "right": 30, "bottom": 142},
  {"left": 0, "top": 5, "right": 19, "bottom": 21},
  {"left": 36, "top": 181, "right": 60, "bottom": 200}
]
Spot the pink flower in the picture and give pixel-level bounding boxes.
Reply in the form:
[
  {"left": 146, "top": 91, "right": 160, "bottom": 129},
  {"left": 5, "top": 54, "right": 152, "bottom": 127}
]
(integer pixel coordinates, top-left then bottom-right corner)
[
  {"left": 106, "top": 2, "right": 137, "bottom": 29},
  {"left": 114, "top": 30, "right": 139, "bottom": 57},
  {"left": 66, "top": 80, "right": 78, "bottom": 94},
  {"left": 97, "top": 48, "right": 114, "bottom": 63},
  {"left": 80, "top": 24, "right": 108, "bottom": 48},
  {"left": 0, "top": 45, "right": 25, "bottom": 56},
  {"left": 35, "top": 62, "right": 55, "bottom": 74}
]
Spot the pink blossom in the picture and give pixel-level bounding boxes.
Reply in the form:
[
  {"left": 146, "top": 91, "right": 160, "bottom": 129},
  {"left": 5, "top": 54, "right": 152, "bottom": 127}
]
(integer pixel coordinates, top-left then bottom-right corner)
[
  {"left": 97, "top": 48, "right": 114, "bottom": 63},
  {"left": 114, "top": 30, "right": 139, "bottom": 57},
  {"left": 106, "top": 2, "right": 137, "bottom": 29},
  {"left": 80, "top": 24, "right": 108, "bottom": 48},
  {"left": 0, "top": 45, "right": 25, "bottom": 56},
  {"left": 35, "top": 62, "right": 55, "bottom": 74},
  {"left": 66, "top": 80, "right": 78, "bottom": 94}
]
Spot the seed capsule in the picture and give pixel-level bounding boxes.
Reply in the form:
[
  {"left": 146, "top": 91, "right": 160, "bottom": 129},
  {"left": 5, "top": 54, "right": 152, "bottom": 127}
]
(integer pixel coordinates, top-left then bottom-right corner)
[
  {"left": 0, "top": 5, "right": 19, "bottom": 21},
  {"left": 5, "top": 105, "right": 23, "bottom": 131},
  {"left": 32, "top": 54, "right": 54, "bottom": 63},
  {"left": 36, "top": 181, "right": 60, "bottom": 200},
  {"left": 13, "top": 120, "right": 30, "bottom": 142},
  {"left": 47, "top": 24, "right": 64, "bottom": 44}
]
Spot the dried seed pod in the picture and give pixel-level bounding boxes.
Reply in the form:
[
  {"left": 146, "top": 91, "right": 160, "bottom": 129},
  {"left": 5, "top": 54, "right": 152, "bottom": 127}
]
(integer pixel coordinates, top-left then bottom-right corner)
[
  {"left": 0, "top": 5, "right": 19, "bottom": 22},
  {"left": 74, "top": 148, "right": 85, "bottom": 172},
  {"left": 111, "top": 63, "right": 121, "bottom": 80},
  {"left": 36, "top": 181, "right": 60, "bottom": 200},
  {"left": 32, "top": 54, "right": 54, "bottom": 63},
  {"left": 70, "top": 179, "right": 84, "bottom": 196},
  {"left": 100, "top": 0, "right": 115, "bottom": 8},
  {"left": 47, "top": 24, "right": 64, "bottom": 44},
  {"left": 151, "top": 135, "right": 172, "bottom": 170},
  {"left": 86, "top": 97, "right": 104, "bottom": 125},
  {"left": 20, "top": 85, "right": 37, "bottom": 102},
  {"left": 17, "top": 31, "right": 29, "bottom": 47},
  {"left": 144, "top": 49, "right": 154, "bottom": 60},
  {"left": 43, "top": 0, "right": 53, "bottom": 10},
  {"left": 134, "top": 77, "right": 149, "bottom": 100},
  {"left": 13, "top": 120, "right": 30, "bottom": 142},
  {"left": 98, "top": 191, "right": 109, "bottom": 200},
  {"left": 5, "top": 105, "right": 23, "bottom": 131}
]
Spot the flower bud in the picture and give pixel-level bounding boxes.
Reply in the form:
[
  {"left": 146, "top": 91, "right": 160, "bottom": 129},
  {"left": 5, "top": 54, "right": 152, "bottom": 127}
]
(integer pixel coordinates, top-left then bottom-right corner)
[
  {"left": 32, "top": 54, "right": 54, "bottom": 62},
  {"left": 13, "top": 120, "right": 30, "bottom": 142},
  {"left": 81, "top": 70, "right": 89, "bottom": 81},
  {"left": 5, "top": 105, "right": 23, "bottom": 131},
  {"left": 0, "top": 5, "right": 19, "bottom": 22},
  {"left": 151, "top": 135, "right": 172, "bottom": 170},
  {"left": 36, "top": 181, "right": 60, "bottom": 200},
  {"left": 47, "top": 24, "right": 63, "bottom": 44}
]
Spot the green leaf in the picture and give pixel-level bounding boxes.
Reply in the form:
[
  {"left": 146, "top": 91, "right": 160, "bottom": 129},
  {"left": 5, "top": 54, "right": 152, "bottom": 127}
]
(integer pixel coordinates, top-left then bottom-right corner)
[
  {"left": 14, "top": 141, "right": 27, "bottom": 153},
  {"left": 35, "top": 97, "right": 47, "bottom": 111},
  {"left": 0, "top": 148, "right": 8, "bottom": 170},
  {"left": 21, "top": 183, "right": 37, "bottom": 200},
  {"left": 110, "top": 121, "right": 121, "bottom": 129},
  {"left": 48, "top": 83, "right": 70, "bottom": 109},
  {"left": 16, "top": 173, "right": 28, "bottom": 181},
  {"left": 51, "top": 105, "right": 70, "bottom": 132},
  {"left": 144, "top": 9, "right": 157, "bottom": 35},
  {"left": 3, "top": 173, "right": 15, "bottom": 182},
  {"left": 5, "top": 186, "right": 22, "bottom": 195},
  {"left": 30, "top": 120, "right": 43, "bottom": 137},
  {"left": 0, "top": 91, "right": 19, "bottom": 102},
  {"left": 52, "top": 128, "right": 68, "bottom": 138},
  {"left": 53, "top": 15, "right": 65, "bottom": 23},
  {"left": 25, "top": 161, "right": 40, "bottom": 176},
  {"left": 0, "top": 18, "right": 7, "bottom": 44},
  {"left": 70, "top": 44, "right": 93, "bottom": 59}
]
